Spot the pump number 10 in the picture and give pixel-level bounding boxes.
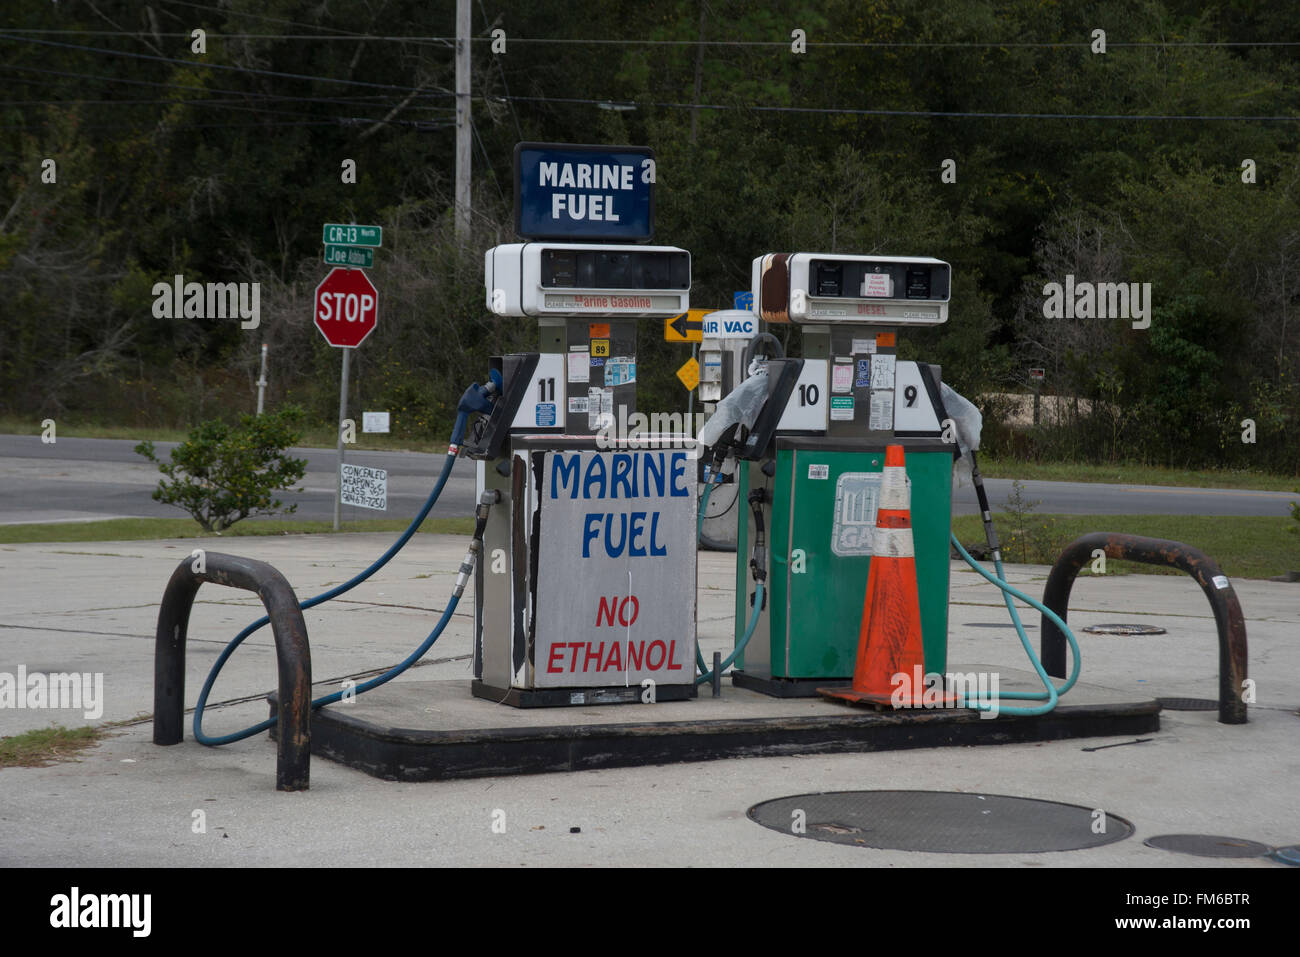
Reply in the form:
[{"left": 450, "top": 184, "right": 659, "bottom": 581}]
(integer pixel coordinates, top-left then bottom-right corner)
[{"left": 777, "top": 360, "right": 829, "bottom": 431}]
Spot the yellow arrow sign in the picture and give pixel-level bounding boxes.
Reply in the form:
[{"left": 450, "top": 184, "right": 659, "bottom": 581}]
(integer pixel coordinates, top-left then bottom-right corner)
[
  {"left": 676, "top": 357, "right": 701, "bottom": 390},
  {"left": 664, "top": 308, "right": 709, "bottom": 343}
]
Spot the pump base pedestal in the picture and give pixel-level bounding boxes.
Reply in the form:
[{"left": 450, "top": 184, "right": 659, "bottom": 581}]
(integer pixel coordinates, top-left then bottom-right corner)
[
  {"left": 269, "top": 668, "right": 1161, "bottom": 783},
  {"left": 730, "top": 670, "right": 851, "bottom": 698},
  {"left": 470, "top": 679, "right": 696, "bottom": 709}
]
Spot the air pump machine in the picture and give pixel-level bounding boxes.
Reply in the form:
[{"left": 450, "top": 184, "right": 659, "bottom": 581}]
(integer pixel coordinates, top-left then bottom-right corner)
[{"left": 720, "top": 253, "right": 957, "bottom": 696}]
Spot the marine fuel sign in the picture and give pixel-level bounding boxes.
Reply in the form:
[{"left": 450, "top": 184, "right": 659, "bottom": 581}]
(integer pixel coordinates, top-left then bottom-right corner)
[
  {"left": 515, "top": 143, "right": 655, "bottom": 241},
  {"left": 533, "top": 448, "right": 697, "bottom": 688}
]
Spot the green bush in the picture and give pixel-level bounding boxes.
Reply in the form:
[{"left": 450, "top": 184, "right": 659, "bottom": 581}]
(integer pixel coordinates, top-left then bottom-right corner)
[{"left": 135, "top": 406, "right": 308, "bottom": 532}]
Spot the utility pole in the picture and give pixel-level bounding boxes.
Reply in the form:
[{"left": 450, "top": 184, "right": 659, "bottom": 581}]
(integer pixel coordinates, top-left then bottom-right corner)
[{"left": 454, "top": 0, "right": 472, "bottom": 245}]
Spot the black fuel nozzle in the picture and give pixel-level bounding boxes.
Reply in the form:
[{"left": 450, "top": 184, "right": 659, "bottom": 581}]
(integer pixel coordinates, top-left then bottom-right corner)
[
  {"left": 705, "top": 422, "right": 746, "bottom": 485},
  {"left": 747, "top": 488, "right": 768, "bottom": 585}
]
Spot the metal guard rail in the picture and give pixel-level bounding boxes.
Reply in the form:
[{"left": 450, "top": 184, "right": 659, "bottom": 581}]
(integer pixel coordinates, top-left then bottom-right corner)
[
  {"left": 153, "top": 552, "right": 312, "bottom": 790},
  {"left": 1039, "top": 533, "right": 1248, "bottom": 724}
]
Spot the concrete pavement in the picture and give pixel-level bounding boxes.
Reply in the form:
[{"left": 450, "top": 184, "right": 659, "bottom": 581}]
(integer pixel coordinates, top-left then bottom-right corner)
[{"left": 0, "top": 531, "right": 1297, "bottom": 866}]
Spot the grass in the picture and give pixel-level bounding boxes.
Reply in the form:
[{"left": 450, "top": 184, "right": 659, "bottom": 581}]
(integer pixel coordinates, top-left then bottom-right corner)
[
  {"left": 0, "top": 415, "right": 450, "bottom": 454},
  {"left": 975, "top": 454, "right": 1299, "bottom": 492},
  {"left": 0, "top": 725, "right": 107, "bottom": 768},
  {"left": 952, "top": 513, "right": 1300, "bottom": 580},
  {"left": 0, "top": 516, "right": 475, "bottom": 545}
]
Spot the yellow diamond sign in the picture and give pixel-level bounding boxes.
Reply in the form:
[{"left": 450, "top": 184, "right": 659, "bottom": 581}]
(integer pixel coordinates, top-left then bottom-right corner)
[{"left": 676, "top": 357, "right": 700, "bottom": 391}]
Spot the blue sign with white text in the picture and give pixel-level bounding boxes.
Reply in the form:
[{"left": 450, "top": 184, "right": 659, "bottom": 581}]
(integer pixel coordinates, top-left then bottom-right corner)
[{"left": 515, "top": 143, "right": 654, "bottom": 241}]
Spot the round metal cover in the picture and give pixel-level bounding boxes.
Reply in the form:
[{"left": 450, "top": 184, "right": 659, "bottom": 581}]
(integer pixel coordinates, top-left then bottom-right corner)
[
  {"left": 1144, "top": 834, "right": 1273, "bottom": 858},
  {"left": 1082, "top": 623, "right": 1167, "bottom": 635},
  {"left": 1270, "top": 845, "right": 1300, "bottom": 866},
  {"left": 748, "top": 790, "right": 1133, "bottom": 853},
  {"left": 1157, "top": 697, "right": 1218, "bottom": 711}
]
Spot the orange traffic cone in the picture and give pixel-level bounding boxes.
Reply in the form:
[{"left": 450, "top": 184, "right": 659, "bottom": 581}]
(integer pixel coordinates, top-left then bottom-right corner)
[{"left": 820, "top": 444, "right": 952, "bottom": 709}]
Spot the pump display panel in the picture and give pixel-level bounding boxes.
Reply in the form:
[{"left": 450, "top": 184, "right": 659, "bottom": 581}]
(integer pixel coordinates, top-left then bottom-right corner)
[
  {"left": 486, "top": 243, "right": 690, "bottom": 318},
  {"left": 752, "top": 253, "right": 950, "bottom": 325}
]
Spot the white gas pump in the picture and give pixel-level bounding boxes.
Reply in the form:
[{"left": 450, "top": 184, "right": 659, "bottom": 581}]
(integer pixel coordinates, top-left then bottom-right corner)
[{"left": 470, "top": 242, "right": 700, "bottom": 707}]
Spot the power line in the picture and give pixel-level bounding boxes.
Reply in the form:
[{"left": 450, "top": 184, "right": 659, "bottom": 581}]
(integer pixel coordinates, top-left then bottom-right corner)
[
  {"left": 481, "top": 38, "right": 1300, "bottom": 48},
  {"left": 0, "top": 63, "right": 455, "bottom": 114},
  {"left": 6, "top": 63, "right": 1292, "bottom": 126},
  {"left": 489, "top": 93, "right": 1300, "bottom": 123},
  {"left": 0, "top": 119, "right": 367, "bottom": 131},
  {"left": 6, "top": 27, "right": 1300, "bottom": 48},
  {"left": 3, "top": 29, "right": 449, "bottom": 42},
  {"left": 1, "top": 93, "right": 452, "bottom": 122},
  {"left": 5, "top": 35, "right": 1293, "bottom": 128},
  {"left": 0, "top": 32, "right": 427, "bottom": 94},
  {"left": 156, "top": 0, "right": 378, "bottom": 37}
]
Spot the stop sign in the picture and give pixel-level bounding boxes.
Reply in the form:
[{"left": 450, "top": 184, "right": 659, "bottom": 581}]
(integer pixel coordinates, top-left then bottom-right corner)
[{"left": 314, "top": 267, "right": 378, "bottom": 347}]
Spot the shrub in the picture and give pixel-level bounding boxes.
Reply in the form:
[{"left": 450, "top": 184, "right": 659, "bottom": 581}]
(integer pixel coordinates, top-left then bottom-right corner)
[{"left": 135, "top": 405, "right": 308, "bottom": 532}]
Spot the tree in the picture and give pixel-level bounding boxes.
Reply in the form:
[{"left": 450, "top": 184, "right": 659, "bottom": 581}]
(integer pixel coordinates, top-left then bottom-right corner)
[{"left": 135, "top": 406, "right": 308, "bottom": 532}]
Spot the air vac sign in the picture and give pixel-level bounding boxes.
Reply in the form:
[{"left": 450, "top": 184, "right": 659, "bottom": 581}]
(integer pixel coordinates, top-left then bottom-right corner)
[
  {"left": 515, "top": 143, "right": 654, "bottom": 241},
  {"left": 534, "top": 449, "right": 696, "bottom": 687}
]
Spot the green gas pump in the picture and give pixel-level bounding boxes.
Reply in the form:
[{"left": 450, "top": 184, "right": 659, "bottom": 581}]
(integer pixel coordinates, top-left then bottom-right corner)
[{"left": 727, "top": 253, "right": 957, "bottom": 696}]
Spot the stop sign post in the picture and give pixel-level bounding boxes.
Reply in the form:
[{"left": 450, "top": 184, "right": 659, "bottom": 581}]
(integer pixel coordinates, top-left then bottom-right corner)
[{"left": 315, "top": 267, "right": 379, "bottom": 529}]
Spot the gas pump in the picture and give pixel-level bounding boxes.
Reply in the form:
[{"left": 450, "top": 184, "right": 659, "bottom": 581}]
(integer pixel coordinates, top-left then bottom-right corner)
[
  {"left": 469, "top": 242, "right": 700, "bottom": 706},
  {"left": 715, "top": 253, "right": 957, "bottom": 696}
]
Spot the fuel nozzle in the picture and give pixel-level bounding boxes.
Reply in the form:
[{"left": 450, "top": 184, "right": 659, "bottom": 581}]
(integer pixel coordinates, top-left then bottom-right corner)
[
  {"left": 705, "top": 422, "right": 745, "bottom": 485},
  {"left": 746, "top": 489, "right": 769, "bottom": 611},
  {"left": 459, "top": 370, "right": 502, "bottom": 416},
  {"left": 747, "top": 488, "right": 768, "bottom": 598},
  {"left": 449, "top": 369, "right": 503, "bottom": 453}
]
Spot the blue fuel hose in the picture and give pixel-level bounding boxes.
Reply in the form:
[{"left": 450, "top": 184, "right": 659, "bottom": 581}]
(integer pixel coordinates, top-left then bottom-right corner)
[
  {"left": 194, "top": 375, "right": 499, "bottom": 746},
  {"left": 949, "top": 534, "right": 1082, "bottom": 715},
  {"left": 944, "top": 448, "right": 1083, "bottom": 716}
]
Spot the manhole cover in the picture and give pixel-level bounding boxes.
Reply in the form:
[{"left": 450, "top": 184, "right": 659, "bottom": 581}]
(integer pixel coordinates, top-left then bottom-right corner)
[
  {"left": 1270, "top": 845, "right": 1300, "bottom": 866},
  {"left": 1144, "top": 834, "right": 1273, "bottom": 858},
  {"left": 748, "top": 790, "right": 1133, "bottom": 853},
  {"left": 1157, "top": 697, "right": 1218, "bottom": 711},
  {"left": 1082, "top": 623, "right": 1167, "bottom": 635}
]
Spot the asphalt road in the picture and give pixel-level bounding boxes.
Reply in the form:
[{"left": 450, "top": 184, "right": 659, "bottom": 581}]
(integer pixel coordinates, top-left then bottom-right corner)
[
  {"left": 0, "top": 433, "right": 1295, "bottom": 526},
  {"left": 0, "top": 434, "right": 478, "bottom": 525}
]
